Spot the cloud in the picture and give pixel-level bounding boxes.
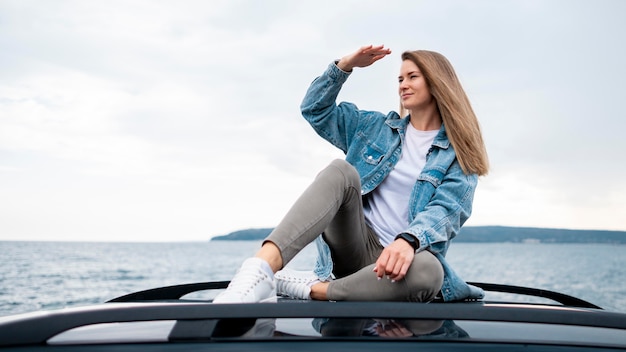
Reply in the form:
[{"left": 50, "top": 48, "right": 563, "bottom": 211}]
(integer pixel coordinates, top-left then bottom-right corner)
[{"left": 1, "top": 0, "right": 625, "bottom": 241}]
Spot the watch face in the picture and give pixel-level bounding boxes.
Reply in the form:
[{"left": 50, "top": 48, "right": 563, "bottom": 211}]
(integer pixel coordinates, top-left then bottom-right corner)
[{"left": 399, "top": 234, "right": 417, "bottom": 249}]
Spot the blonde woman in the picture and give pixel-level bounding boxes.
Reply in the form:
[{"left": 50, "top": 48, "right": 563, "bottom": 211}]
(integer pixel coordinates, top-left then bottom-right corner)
[{"left": 214, "top": 45, "right": 488, "bottom": 303}]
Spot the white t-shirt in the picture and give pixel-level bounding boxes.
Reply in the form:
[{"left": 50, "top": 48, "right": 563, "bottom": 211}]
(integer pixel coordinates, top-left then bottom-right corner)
[{"left": 364, "top": 124, "right": 438, "bottom": 246}]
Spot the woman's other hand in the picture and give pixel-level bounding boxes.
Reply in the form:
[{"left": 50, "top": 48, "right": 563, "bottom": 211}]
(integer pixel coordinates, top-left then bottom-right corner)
[
  {"left": 374, "top": 238, "right": 415, "bottom": 282},
  {"left": 375, "top": 320, "right": 413, "bottom": 338},
  {"left": 337, "top": 44, "right": 391, "bottom": 72}
]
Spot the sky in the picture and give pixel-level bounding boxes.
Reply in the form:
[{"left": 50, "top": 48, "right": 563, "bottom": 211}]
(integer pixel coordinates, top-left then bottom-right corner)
[{"left": 1, "top": 0, "right": 625, "bottom": 242}]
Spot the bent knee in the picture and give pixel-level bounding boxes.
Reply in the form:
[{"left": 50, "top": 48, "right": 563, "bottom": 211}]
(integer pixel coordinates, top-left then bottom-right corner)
[
  {"left": 327, "top": 159, "right": 360, "bottom": 184},
  {"left": 405, "top": 251, "right": 444, "bottom": 301}
]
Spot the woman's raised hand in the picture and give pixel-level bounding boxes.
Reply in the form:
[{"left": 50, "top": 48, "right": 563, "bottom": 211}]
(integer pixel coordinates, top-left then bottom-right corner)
[{"left": 336, "top": 45, "right": 392, "bottom": 72}]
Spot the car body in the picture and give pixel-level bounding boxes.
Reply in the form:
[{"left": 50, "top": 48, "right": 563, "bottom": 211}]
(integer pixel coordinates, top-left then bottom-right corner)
[{"left": 0, "top": 281, "right": 625, "bottom": 351}]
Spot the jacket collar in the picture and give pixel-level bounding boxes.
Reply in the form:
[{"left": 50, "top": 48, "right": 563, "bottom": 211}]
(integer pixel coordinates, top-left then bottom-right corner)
[{"left": 386, "top": 115, "right": 450, "bottom": 150}]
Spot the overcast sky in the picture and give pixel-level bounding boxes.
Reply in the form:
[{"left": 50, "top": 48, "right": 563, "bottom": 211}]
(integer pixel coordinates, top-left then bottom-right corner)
[{"left": 1, "top": 0, "right": 625, "bottom": 242}]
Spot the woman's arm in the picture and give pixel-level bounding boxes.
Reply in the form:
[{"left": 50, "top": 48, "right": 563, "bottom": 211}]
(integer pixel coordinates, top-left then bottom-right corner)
[
  {"left": 374, "top": 162, "right": 477, "bottom": 282},
  {"left": 300, "top": 45, "right": 391, "bottom": 152},
  {"left": 406, "top": 166, "right": 477, "bottom": 255}
]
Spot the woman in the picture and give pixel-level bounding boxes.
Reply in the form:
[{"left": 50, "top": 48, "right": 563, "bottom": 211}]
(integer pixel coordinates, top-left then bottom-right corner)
[{"left": 214, "top": 44, "right": 488, "bottom": 303}]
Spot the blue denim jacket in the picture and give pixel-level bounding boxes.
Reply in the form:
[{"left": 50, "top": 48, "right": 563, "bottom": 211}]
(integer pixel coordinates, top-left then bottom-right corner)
[{"left": 301, "top": 62, "right": 484, "bottom": 302}]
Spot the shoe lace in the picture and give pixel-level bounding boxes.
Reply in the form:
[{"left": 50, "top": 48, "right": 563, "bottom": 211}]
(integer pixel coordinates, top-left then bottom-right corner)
[
  {"left": 227, "top": 269, "right": 266, "bottom": 294},
  {"left": 276, "top": 271, "right": 316, "bottom": 299}
]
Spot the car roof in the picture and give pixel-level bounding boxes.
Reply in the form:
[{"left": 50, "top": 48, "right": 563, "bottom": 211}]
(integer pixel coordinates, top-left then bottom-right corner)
[{"left": 1, "top": 282, "right": 625, "bottom": 351}]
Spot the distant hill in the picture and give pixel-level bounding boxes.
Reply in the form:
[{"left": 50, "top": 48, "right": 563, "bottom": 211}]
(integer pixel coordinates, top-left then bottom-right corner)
[
  {"left": 211, "top": 228, "right": 274, "bottom": 241},
  {"left": 455, "top": 226, "right": 626, "bottom": 243},
  {"left": 211, "top": 226, "right": 626, "bottom": 244}
]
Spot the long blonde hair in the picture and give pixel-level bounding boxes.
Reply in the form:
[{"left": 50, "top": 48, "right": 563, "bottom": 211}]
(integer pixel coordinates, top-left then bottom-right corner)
[{"left": 400, "top": 50, "right": 489, "bottom": 176}]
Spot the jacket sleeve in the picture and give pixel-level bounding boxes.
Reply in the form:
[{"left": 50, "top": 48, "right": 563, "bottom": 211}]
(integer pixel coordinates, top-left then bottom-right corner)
[
  {"left": 404, "top": 160, "right": 478, "bottom": 256},
  {"left": 300, "top": 62, "right": 364, "bottom": 153}
]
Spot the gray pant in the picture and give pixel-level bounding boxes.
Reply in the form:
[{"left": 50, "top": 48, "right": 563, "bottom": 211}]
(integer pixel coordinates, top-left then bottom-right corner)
[{"left": 266, "top": 159, "right": 443, "bottom": 302}]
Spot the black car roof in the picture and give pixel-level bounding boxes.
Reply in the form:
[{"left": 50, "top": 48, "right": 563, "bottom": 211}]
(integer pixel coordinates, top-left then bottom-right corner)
[{"left": 1, "top": 281, "right": 625, "bottom": 351}]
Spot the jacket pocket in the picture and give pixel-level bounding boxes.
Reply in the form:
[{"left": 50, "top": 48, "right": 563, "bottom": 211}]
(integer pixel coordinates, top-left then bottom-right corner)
[{"left": 361, "top": 144, "right": 385, "bottom": 165}]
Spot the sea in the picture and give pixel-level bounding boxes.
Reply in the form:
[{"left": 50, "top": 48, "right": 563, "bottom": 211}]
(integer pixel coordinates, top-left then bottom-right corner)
[{"left": 1, "top": 241, "right": 625, "bottom": 317}]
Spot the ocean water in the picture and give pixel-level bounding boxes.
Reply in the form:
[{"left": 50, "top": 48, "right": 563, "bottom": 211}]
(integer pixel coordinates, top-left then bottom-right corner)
[{"left": 0, "top": 241, "right": 624, "bottom": 317}]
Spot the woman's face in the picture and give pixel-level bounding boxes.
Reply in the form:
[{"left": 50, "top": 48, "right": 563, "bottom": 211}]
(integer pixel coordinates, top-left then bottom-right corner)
[{"left": 398, "top": 60, "right": 433, "bottom": 112}]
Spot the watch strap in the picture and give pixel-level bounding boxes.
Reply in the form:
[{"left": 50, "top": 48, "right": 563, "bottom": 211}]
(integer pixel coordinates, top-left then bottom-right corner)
[{"left": 395, "top": 233, "right": 419, "bottom": 251}]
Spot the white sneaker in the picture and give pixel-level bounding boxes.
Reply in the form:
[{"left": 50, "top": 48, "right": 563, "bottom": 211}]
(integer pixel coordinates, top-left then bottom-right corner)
[
  {"left": 275, "top": 268, "right": 320, "bottom": 300},
  {"left": 213, "top": 258, "right": 277, "bottom": 303}
]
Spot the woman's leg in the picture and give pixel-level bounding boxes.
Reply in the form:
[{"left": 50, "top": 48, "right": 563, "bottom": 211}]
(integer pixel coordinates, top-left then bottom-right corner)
[
  {"left": 313, "top": 250, "right": 444, "bottom": 302},
  {"left": 263, "top": 159, "right": 374, "bottom": 272},
  {"left": 215, "top": 159, "right": 373, "bottom": 304}
]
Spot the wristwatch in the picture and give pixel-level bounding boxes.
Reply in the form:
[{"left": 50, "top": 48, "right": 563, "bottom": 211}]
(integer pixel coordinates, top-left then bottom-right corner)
[{"left": 395, "top": 233, "right": 419, "bottom": 251}]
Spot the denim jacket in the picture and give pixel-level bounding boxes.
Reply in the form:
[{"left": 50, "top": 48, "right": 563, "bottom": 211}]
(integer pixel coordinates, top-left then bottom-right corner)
[{"left": 300, "top": 62, "right": 484, "bottom": 302}]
